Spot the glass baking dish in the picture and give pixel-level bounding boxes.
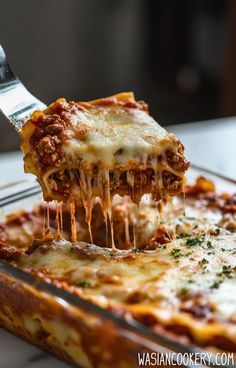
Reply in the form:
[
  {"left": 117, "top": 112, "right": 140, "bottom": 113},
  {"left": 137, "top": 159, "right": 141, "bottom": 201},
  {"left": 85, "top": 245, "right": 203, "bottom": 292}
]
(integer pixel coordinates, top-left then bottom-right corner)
[{"left": 0, "top": 165, "right": 235, "bottom": 368}]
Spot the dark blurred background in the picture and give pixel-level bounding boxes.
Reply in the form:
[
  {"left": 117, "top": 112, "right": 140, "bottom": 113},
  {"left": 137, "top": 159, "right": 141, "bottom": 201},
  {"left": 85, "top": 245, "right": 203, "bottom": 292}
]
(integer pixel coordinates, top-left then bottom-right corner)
[{"left": 1, "top": 0, "right": 236, "bottom": 152}]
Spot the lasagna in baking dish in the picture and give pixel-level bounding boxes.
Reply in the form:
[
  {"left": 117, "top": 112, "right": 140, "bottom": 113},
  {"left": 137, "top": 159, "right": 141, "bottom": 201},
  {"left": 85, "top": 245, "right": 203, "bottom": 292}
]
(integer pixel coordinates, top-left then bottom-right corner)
[
  {"left": 1, "top": 176, "right": 236, "bottom": 365},
  {"left": 20, "top": 93, "right": 189, "bottom": 208}
]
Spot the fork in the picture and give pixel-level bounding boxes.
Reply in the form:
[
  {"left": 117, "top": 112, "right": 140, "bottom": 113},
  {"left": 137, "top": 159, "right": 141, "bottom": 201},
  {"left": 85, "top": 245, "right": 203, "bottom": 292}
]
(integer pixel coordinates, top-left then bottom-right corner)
[{"left": 0, "top": 44, "right": 46, "bottom": 132}]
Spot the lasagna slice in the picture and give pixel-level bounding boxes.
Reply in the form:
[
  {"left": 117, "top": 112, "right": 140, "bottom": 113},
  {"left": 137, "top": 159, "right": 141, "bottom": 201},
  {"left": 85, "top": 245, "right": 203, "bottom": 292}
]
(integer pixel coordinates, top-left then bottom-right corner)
[{"left": 20, "top": 92, "right": 189, "bottom": 207}]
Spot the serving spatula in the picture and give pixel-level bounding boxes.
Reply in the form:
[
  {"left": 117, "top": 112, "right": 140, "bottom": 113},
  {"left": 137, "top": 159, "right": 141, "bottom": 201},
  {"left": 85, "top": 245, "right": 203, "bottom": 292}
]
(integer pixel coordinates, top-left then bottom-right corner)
[{"left": 0, "top": 44, "right": 46, "bottom": 132}]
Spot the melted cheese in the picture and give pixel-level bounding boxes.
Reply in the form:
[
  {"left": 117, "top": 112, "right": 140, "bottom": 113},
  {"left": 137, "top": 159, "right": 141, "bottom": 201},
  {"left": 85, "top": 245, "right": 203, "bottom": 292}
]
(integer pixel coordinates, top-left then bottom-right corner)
[
  {"left": 3, "top": 177, "right": 236, "bottom": 349},
  {"left": 21, "top": 93, "right": 187, "bottom": 201},
  {"left": 20, "top": 93, "right": 188, "bottom": 249},
  {"left": 63, "top": 106, "right": 173, "bottom": 167},
  {"left": 15, "top": 228, "right": 236, "bottom": 346}
]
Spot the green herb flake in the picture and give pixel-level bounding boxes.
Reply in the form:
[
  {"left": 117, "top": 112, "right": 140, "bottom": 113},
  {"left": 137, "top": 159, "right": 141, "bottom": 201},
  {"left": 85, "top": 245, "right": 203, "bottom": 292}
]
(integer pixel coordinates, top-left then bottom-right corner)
[
  {"left": 77, "top": 281, "right": 91, "bottom": 288},
  {"left": 185, "top": 251, "right": 192, "bottom": 256},
  {"left": 207, "top": 241, "right": 212, "bottom": 248},
  {"left": 178, "top": 287, "right": 189, "bottom": 295},
  {"left": 170, "top": 248, "right": 182, "bottom": 258},
  {"left": 186, "top": 238, "right": 203, "bottom": 247},
  {"left": 210, "top": 281, "right": 221, "bottom": 289},
  {"left": 217, "top": 265, "right": 235, "bottom": 279},
  {"left": 222, "top": 265, "right": 231, "bottom": 274},
  {"left": 201, "top": 258, "right": 209, "bottom": 265}
]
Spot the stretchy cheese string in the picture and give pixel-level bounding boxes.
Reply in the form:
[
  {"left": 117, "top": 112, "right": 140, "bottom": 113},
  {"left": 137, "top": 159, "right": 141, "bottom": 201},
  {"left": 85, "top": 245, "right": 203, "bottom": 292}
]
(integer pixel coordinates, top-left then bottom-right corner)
[
  {"left": 42, "top": 155, "right": 185, "bottom": 248},
  {"left": 105, "top": 211, "right": 109, "bottom": 247},
  {"left": 55, "top": 203, "right": 60, "bottom": 239},
  {"left": 55, "top": 202, "right": 63, "bottom": 240},
  {"left": 70, "top": 201, "right": 77, "bottom": 242},
  {"left": 124, "top": 198, "right": 131, "bottom": 246},
  {"left": 43, "top": 205, "right": 46, "bottom": 238},
  {"left": 104, "top": 169, "right": 116, "bottom": 252},
  {"left": 46, "top": 203, "right": 51, "bottom": 235},
  {"left": 133, "top": 221, "right": 137, "bottom": 249},
  {"left": 85, "top": 175, "right": 94, "bottom": 244},
  {"left": 87, "top": 199, "right": 94, "bottom": 245},
  {"left": 59, "top": 203, "right": 63, "bottom": 237}
]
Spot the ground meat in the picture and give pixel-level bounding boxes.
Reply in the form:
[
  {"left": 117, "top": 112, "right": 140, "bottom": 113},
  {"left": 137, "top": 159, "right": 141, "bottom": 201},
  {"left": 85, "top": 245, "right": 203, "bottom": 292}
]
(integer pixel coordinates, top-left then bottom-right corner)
[
  {"left": 185, "top": 176, "right": 215, "bottom": 194},
  {"left": 219, "top": 213, "right": 236, "bottom": 231},
  {"left": 165, "top": 145, "right": 189, "bottom": 172},
  {"left": 180, "top": 302, "right": 212, "bottom": 319},
  {"left": 0, "top": 241, "right": 21, "bottom": 261},
  {"left": 88, "top": 97, "right": 148, "bottom": 111},
  {"left": 36, "top": 135, "right": 65, "bottom": 167},
  {"left": 179, "top": 291, "right": 213, "bottom": 319},
  {"left": 185, "top": 177, "right": 236, "bottom": 213},
  {"left": 31, "top": 114, "right": 65, "bottom": 136},
  {"left": 44, "top": 122, "right": 64, "bottom": 136},
  {"left": 45, "top": 99, "right": 86, "bottom": 116},
  {"left": 48, "top": 170, "right": 71, "bottom": 195},
  {"left": 0, "top": 225, "right": 7, "bottom": 242},
  {"left": 149, "top": 224, "right": 172, "bottom": 247},
  {"left": 162, "top": 170, "right": 182, "bottom": 193},
  {"left": 29, "top": 113, "right": 66, "bottom": 168}
]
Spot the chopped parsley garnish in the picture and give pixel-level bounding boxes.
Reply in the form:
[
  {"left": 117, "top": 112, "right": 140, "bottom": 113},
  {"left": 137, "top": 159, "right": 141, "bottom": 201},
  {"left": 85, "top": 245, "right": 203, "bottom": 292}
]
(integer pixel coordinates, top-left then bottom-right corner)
[
  {"left": 185, "top": 251, "right": 192, "bottom": 256},
  {"left": 200, "top": 258, "right": 209, "bottom": 265},
  {"left": 215, "top": 265, "right": 236, "bottom": 282},
  {"left": 214, "top": 227, "right": 220, "bottom": 235},
  {"left": 220, "top": 265, "right": 234, "bottom": 277},
  {"left": 207, "top": 241, "right": 213, "bottom": 248},
  {"left": 77, "top": 281, "right": 91, "bottom": 288},
  {"left": 210, "top": 281, "right": 221, "bottom": 289},
  {"left": 170, "top": 248, "right": 182, "bottom": 258},
  {"left": 186, "top": 238, "right": 203, "bottom": 247},
  {"left": 178, "top": 287, "right": 189, "bottom": 295}
]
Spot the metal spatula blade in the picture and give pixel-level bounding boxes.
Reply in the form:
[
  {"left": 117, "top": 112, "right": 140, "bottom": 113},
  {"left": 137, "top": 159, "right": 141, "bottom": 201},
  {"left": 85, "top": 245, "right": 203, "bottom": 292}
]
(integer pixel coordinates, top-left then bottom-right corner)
[{"left": 0, "top": 44, "right": 46, "bottom": 132}]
